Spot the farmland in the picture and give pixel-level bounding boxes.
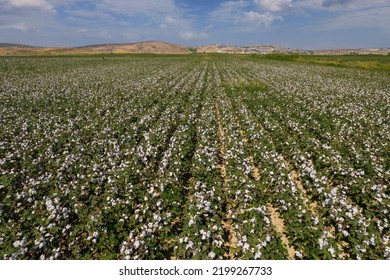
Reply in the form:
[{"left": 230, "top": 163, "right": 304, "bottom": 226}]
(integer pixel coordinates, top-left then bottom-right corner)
[{"left": 0, "top": 54, "right": 389, "bottom": 260}]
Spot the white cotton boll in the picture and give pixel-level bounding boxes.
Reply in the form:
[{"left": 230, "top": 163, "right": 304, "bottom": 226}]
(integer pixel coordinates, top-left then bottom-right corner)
[
  {"left": 255, "top": 251, "right": 261, "bottom": 259},
  {"left": 384, "top": 247, "right": 390, "bottom": 259},
  {"left": 328, "top": 247, "right": 335, "bottom": 257},
  {"left": 39, "top": 241, "right": 46, "bottom": 249},
  {"left": 20, "top": 237, "right": 27, "bottom": 247},
  {"left": 13, "top": 240, "right": 21, "bottom": 248},
  {"left": 318, "top": 238, "right": 324, "bottom": 249},
  {"left": 185, "top": 241, "right": 194, "bottom": 250},
  {"left": 45, "top": 198, "right": 55, "bottom": 212},
  {"left": 295, "top": 251, "right": 303, "bottom": 259},
  {"left": 208, "top": 251, "right": 216, "bottom": 259},
  {"left": 134, "top": 240, "right": 140, "bottom": 250}
]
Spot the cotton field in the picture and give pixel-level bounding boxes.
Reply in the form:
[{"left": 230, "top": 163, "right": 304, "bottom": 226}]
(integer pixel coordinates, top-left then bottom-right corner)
[{"left": 0, "top": 55, "right": 388, "bottom": 259}]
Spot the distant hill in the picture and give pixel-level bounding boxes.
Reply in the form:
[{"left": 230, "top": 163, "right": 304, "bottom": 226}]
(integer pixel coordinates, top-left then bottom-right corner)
[
  {"left": 0, "top": 41, "right": 190, "bottom": 55},
  {"left": 0, "top": 43, "right": 38, "bottom": 48},
  {"left": 0, "top": 41, "right": 389, "bottom": 56},
  {"left": 311, "top": 48, "right": 390, "bottom": 55},
  {"left": 74, "top": 41, "right": 190, "bottom": 54}
]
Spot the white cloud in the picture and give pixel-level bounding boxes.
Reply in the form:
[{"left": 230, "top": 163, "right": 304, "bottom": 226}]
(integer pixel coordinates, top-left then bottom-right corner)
[
  {"left": 96, "top": 0, "right": 202, "bottom": 42},
  {"left": 291, "top": 0, "right": 322, "bottom": 10},
  {"left": 165, "top": 16, "right": 179, "bottom": 25},
  {"left": 295, "top": 0, "right": 390, "bottom": 11},
  {"left": 159, "top": 15, "right": 187, "bottom": 29},
  {"left": 313, "top": 6, "right": 390, "bottom": 32},
  {"left": 159, "top": 15, "right": 207, "bottom": 42},
  {"left": 98, "top": 0, "right": 177, "bottom": 17},
  {"left": 0, "top": 22, "right": 29, "bottom": 31},
  {"left": 179, "top": 31, "right": 208, "bottom": 41},
  {"left": 322, "top": 0, "right": 352, "bottom": 8},
  {"left": 1, "top": 0, "right": 389, "bottom": 47},
  {"left": 5, "top": 0, "right": 55, "bottom": 12},
  {"left": 50, "top": 0, "right": 201, "bottom": 43},
  {"left": 243, "top": 11, "right": 281, "bottom": 26},
  {"left": 294, "top": 0, "right": 390, "bottom": 34},
  {"left": 210, "top": 0, "right": 284, "bottom": 29},
  {"left": 254, "top": 0, "right": 293, "bottom": 12},
  {"left": 209, "top": 1, "right": 250, "bottom": 23},
  {"left": 289, "top": 0, "right": 389, "bottom": 12}
]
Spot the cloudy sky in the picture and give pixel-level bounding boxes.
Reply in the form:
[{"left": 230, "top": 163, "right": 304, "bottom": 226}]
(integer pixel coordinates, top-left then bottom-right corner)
[{"left": 1, "top": 0, "right": 389, "bottom": 49}]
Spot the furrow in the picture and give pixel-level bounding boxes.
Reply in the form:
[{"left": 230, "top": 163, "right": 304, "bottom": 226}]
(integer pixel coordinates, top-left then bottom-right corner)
[{"left": 214, "top": 97, "right": 238, "bottom": 259}]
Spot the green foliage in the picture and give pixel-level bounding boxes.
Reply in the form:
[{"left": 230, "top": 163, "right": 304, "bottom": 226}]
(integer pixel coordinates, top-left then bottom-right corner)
[
  {"left": 0, "top": 55, "right": 387, "bottom": 260},
  {"left": 295, "top": 54, "right": 390, "bottom": 71}
]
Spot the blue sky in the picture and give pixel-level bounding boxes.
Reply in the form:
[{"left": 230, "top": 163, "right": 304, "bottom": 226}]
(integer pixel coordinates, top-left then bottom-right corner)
[{"left": 1, "top": 0, "right": 390, "bottom": 49}]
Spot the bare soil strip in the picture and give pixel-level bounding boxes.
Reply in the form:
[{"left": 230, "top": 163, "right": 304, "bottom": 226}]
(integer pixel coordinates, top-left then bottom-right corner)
[
  {"left": 214, "top": 98, "right": 228, "bottom": 191},
  {"left": 267, "top": 204, "right": 296, "bottom": 260},
  {"left": 288, "top": 168, "right": 318, "bottom": 216},
  {"left": 250, "top": 120, "right": 319, "bottom": 216},
  {"left": 249, "top": 156, "right": 261, "bottom": 180},
  {"left": 214, "top": 98, "right": 238, "bottom": 259},
  {"left": 252, "top": 115, "right": 363, "bottom": 258},
  {"left": 280, "top": 159, "right": 352, "bottom": 258},
  {"left": 278, "top": 155, "right": 350, "bottom": 259},
  {"left": 235, "top": 115, "right": 294, "bottom": 259},
  {"left": 238, "top": 128, "right": 261, "bottom": 180}
]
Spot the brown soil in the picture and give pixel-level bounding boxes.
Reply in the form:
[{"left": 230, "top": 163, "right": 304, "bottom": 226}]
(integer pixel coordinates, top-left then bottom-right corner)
[
  {"left": 267, "top": 204, "right": 296, "bottom": 259},
  {"left": 235, "top": 114, "right": 294, "bottom": 259},
  {"left": 289, "top": 169, "right": 318, "bottom": 216},
  {"left": 214, "top": 98, "right": 238, "bottom": 259},
  {"left": 237, "top": 120, "right": 261, "bottom": 181}
]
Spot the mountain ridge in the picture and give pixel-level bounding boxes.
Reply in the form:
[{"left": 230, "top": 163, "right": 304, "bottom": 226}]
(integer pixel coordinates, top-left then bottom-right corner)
[
  {"left": 1, "top": 41, "right": 389, "bottom": 55},
  {"left": 0, "top": 41, "right": 190, "bottom": 55},
  {"left": 0, "top": 43, "right": 40, "bottom": 48}
]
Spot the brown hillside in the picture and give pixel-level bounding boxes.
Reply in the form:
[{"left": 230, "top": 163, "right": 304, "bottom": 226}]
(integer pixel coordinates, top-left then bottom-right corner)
[
  {"left": 0, "top": 41, "right": 190, "bottom": 56},
  {"left": 79, "top": 41, "right": 190, "bottom": 54}
]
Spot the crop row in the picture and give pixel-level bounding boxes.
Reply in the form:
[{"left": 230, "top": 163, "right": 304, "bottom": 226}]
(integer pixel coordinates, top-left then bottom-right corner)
[{"left": 0, "top": 56, "right": 388, "bottom": 259}]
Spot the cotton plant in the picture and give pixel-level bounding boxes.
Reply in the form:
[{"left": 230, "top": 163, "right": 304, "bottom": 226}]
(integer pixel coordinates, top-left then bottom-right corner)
[{"left": 0, "top": 55, "right": 388, "bottom": 260}]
